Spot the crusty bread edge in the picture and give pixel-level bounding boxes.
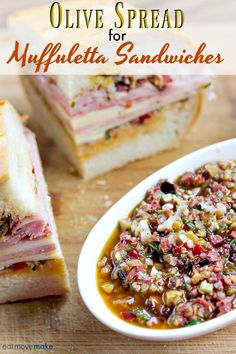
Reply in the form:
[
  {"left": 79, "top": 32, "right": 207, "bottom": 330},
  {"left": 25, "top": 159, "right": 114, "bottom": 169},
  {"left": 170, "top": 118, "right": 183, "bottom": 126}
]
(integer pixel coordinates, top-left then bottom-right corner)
[
  {"left": 183, "top": 93, "right": 202, "bottom": 138},
  {"left": 0, "top": 101, "right": 10, "bottom": 184},
  {"left": 0, "top": 258, "right": 70, "bottom": 304},
  {"left": 0, "top": 138, "right": 9, "bottom": 184},
  {"left": 0, "top": 100, "right": 6, "bottom": 136}
]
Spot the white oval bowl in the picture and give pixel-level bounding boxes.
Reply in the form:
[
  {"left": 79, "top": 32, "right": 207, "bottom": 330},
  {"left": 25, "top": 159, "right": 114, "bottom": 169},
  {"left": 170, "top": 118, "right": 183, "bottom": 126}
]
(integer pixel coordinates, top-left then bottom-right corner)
[{"left": 78, "top": 138, "right": 236, "bottom": 341}]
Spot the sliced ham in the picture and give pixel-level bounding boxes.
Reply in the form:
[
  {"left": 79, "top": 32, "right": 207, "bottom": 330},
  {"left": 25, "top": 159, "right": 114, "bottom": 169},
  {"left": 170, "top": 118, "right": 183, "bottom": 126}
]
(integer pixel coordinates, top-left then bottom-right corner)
[
  {"left": 0, "top": 217, "right": 49, "bottom": 249},
  {"left": 0, "top": 243, "right": 56, "bottom": 263},
  {"left": 0, "top": 129, "right": 61, "bottom": 268},
  {"left": 34, "top": 75, "right": 209, "bottom": 117},
  {"left": 31, "top": 75, "right": 211, "bottom": 145},
  {"left": 11, "top": 216, "right": 48, "bottom": 240}
]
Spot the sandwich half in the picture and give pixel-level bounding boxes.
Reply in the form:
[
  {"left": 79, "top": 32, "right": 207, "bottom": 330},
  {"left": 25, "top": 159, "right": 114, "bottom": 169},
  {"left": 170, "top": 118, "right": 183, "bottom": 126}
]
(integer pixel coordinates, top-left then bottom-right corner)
[
  {"left": 22, "top": 75, "right": 207, "bottom": 179},
  {"left": 0, "top": 100, "right": 69, "bottom": 303},
  {"left": 8, "top": 1, "right": 211, "bottom": 179}
]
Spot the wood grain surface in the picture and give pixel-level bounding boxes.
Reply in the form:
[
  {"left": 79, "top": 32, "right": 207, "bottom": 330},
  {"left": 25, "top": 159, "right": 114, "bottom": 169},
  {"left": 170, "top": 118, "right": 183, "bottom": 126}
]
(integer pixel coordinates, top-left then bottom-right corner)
[{"left": 0, "top": 75, "right": 235, "bottom": 354}]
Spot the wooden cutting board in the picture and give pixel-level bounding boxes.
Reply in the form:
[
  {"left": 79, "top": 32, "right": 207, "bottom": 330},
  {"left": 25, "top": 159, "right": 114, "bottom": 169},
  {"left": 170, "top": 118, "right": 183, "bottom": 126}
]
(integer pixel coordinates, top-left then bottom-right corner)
[{"left": 0, "top": 76, "right": 235, "bottom": 354}]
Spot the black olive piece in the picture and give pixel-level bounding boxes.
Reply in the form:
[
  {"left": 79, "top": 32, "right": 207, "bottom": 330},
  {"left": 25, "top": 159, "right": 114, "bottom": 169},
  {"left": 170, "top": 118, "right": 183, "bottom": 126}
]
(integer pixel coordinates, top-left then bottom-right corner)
[
  {"left": 160, "top": 181, "right": 176, "bottom": 194},
  {"left": 152, "top": 251, "right": 163, "bottom": 262},
  {"left": 159, "top": 305, "right": 171, "bottom": 318},
  {"left": 117, "top": 269, "right": 127, "bottom": 283},
  {"left": 167, "top": 277, "right": 178, "bottom": 289},
  {"left": 230, "top": 245, "right": 236, "bottom": 262},
  {"left": 198, "top": 259, "right": 210, "bottom": 267},
  {"left": 181, "top": 263, "right": 193, "bottom": 272},
  {"left": 145, "top": 299, "right": 156, "bottom": 312}
]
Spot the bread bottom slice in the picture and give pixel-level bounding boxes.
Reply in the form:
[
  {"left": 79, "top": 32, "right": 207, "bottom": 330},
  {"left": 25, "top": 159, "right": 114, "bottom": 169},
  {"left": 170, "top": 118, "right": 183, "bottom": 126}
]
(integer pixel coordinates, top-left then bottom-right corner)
[
  {"left": 0, "top": 259, "right": 70, "bottom": 304},
  {"left": 22, "top": 77, "right": 202, "bottom": 179}
]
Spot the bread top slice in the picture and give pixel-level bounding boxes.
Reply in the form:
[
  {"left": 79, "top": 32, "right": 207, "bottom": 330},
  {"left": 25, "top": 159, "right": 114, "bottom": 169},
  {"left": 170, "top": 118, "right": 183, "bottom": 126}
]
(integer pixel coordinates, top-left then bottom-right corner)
[{"left": 0, "top": 100, "right": 38, "bottom": 220}]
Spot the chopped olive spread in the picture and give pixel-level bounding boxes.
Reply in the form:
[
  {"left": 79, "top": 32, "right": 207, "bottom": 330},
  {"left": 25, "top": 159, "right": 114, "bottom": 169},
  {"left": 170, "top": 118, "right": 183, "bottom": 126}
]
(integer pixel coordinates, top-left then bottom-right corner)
[{"left": 97, "top": 161, "right": 236, "bottom": 329}]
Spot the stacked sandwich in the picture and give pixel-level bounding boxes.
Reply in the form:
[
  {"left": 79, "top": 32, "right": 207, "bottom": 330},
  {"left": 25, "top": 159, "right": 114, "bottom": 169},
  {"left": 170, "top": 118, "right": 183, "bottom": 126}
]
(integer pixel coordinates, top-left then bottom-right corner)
[
  {"left": 0, "top": 101, "right": 69, "bottom": 303},
  {"left": 8, "top": 1, "right": 211, "bottom": 178},
  {"left": 22, "top": 75, "right": 209, "bottom": 179}
]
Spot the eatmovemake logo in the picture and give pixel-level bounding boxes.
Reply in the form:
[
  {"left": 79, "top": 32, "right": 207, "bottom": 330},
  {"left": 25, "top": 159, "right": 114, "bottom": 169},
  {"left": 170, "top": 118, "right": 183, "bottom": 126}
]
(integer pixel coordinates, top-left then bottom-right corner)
[{"left": 2, "top": 343, "right": 53, "bottom": 351}]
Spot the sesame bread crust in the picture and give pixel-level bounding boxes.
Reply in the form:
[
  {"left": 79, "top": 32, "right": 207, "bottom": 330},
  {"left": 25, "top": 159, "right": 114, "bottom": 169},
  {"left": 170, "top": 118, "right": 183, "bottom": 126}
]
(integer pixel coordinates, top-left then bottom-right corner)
[{"left": 0, "top": 101, "right": 10, "bottom": 184}]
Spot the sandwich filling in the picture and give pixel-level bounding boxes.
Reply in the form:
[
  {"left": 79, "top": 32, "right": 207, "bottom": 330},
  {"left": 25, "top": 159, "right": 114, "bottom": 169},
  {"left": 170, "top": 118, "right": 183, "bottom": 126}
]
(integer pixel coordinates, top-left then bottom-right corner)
[
  {"left": 0, "top": 128, "right": 61, "bottom": 269},
  {"left": 31, "top": 75, "right": 211, "bottom": 145}
]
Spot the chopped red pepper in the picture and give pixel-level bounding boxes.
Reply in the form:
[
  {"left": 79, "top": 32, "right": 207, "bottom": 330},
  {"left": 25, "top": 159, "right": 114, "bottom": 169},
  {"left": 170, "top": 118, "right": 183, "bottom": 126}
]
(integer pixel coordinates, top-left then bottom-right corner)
[
  {"left": 137, "top": 113, "right": 152, "bottom": 124},
  {"left": 121, "top": 312, "right": 136, "bottom": 321},
  {"left": 125, "top": 101, "right": 133, "bottom": 108},
  {"left": 128, "top": 250, "right": 139, "bottom": 259},
  {"left": 175, "top": 243, "right": 204, "bottom": 256},
  {"left": 132, "top": 113, "right": 152, "bottom": 125},
  {"left": 174, "top": 243, "right": 188, "bottom": 254},
  {"left": 10, "top": 262, "right": 28, "bottom": 271},
  {"left": 192, "top": 244, "right": 204, "bottom": 255}
]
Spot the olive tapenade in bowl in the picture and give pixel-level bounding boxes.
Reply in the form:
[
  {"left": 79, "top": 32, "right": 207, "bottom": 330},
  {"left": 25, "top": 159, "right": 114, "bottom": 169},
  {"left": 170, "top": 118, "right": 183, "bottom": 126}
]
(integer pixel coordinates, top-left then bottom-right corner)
[{"left": 78, "top": 138, "right": 236, "bottom": 341}]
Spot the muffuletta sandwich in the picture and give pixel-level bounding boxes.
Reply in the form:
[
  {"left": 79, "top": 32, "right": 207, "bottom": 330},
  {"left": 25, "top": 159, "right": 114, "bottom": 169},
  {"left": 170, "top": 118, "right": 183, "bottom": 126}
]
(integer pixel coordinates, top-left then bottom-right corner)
[
  {"left": 22, "top": 74, "right": 208, "bottom": 179},
  {"left": 8, "top": 1, "right": 211, "bottom": 179},
  {"left": 0, "top": 100, "right": 69, "bottom": 303}
]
